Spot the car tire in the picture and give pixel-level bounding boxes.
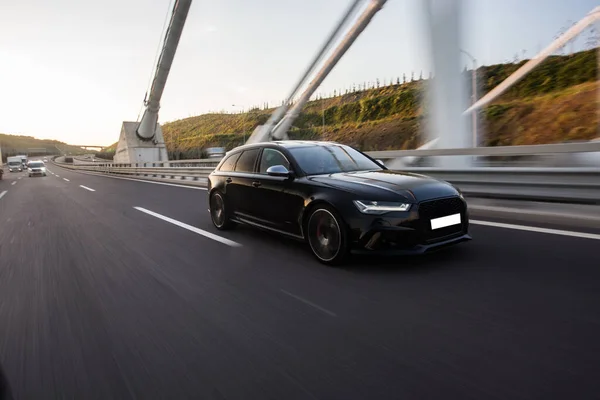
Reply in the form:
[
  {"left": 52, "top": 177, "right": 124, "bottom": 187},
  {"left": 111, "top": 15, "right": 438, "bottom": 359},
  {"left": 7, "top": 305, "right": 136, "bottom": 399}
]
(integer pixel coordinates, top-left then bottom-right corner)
[
  {"left": 306, "top": 205, "right": 349, "bottom": 266},
  {"left": 28, "top": 174, "right": 31, "bottom": 177},
  {"left": 209, "top": 191, "right": 236, "bottom": 230}
]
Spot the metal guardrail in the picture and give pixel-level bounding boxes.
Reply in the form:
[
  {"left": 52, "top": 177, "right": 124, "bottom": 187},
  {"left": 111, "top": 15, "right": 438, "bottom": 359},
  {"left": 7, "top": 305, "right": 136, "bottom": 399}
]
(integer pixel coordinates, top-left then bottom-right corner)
[
  {"left": 55, "top": 161, "right": 213, "bottom": 182},
  {"left": 402, "top": 167, "right": 600, "bottom": 204},
  {"left": 52, "top": 157, "right": 600, "bottom": 204},
  {"left": 367, "top": 141, "right": 600, "bottom": 158}
]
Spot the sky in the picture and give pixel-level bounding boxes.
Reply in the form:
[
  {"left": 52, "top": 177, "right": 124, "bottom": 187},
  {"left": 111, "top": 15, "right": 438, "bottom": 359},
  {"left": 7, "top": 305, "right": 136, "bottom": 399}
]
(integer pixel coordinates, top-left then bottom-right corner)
[{"left": 0, "top": 0, "right": 597, "bottom": 146}]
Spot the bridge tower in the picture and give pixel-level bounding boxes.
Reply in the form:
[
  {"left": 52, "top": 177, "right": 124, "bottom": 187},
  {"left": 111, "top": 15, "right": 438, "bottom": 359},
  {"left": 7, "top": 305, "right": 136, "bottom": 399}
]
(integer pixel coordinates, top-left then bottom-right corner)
[
  {"left": 247, "top": 0, "right": 472, "bottom": 169},
  {"left": 114, "top": 0, "right": 193, "bottom": 163}
]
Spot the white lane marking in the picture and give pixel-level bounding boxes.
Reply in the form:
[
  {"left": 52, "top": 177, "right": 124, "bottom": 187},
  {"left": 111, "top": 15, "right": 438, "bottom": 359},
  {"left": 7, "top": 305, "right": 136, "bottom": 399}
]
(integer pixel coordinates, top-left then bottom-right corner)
[
  {"left": 63, "top": 178, "right": 70, "bottom": 182},
  {"left": 471, "top": 220, "right": 600, "bottom": 241},
  {"left": 55, "top": 175, "right": 60, "bottom": 177},
  {"left": 0, "top": 191, "right": 7, "bottom": 200},
  {"left": 133, "top": 206, "right": 242, "bottom": 247},
  {"left": 280, "top": 289, "right": 337, "bottom": 317},
  {"left": 470, "top": 204, "right": 600, "bottom": 223},
  {"left": 11, "top": 181, "right": 16, "bottom": 186},
  {"left": 18, "top": 177, "right": 22, "bottom": 180},
  {"left": 53, "top": 167, "right": 207, "bottom": 190},
  {"left": 80, "top": 185, "right": 95, "bottom": 192}
]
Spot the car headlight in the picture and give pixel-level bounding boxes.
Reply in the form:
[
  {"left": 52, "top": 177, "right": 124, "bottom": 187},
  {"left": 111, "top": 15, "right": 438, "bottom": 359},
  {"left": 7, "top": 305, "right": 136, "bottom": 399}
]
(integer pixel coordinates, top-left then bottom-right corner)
[{"left": 353, "top": 200, "right": 411, "bottom": 214}]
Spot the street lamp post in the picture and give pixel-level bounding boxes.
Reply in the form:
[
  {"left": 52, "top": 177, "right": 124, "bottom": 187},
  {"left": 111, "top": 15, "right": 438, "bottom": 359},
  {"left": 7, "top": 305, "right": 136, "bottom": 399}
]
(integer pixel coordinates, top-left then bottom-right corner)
[{"left": 460, "top": 49, "right": 478, "bottom": 147}]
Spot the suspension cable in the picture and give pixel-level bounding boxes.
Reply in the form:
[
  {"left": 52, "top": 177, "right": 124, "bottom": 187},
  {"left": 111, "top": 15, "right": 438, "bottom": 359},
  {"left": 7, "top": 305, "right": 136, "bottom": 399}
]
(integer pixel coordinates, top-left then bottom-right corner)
[{"left": 137, "top": 0, "right": 176, "bottom": 122}]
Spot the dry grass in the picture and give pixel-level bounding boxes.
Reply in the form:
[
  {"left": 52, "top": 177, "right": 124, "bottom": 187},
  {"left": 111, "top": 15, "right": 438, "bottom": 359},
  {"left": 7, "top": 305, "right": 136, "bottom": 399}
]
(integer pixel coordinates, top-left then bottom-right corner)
[{"left": 483, "top": 81, "right": 599, "bottom": 146}]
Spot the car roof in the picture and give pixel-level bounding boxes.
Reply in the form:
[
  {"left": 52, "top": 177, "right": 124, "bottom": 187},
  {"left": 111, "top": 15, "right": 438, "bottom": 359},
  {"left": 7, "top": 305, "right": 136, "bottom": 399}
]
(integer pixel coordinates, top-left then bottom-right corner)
[
  {"left": 271, "top": 140, "right": 343, "bottom": 148},
  {"left": 229, "top": 140, "right": 345, "bottom": 153}
]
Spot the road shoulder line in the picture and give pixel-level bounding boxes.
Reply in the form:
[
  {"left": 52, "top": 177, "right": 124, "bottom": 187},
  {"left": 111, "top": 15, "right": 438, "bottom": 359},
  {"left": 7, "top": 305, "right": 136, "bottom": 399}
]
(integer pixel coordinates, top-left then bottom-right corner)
[{"left": 471, "top": 220, "right": 600, "bottom": 241}]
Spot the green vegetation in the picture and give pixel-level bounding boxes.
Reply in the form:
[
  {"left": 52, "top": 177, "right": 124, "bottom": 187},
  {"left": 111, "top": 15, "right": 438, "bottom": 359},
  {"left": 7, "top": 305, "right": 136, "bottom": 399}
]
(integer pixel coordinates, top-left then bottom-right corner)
[
  {"left": 0, "top": 134, "right": 88, "bottom": 162},
  {"left": 124, "top": 49, "right": 600, "bottom": 158}
]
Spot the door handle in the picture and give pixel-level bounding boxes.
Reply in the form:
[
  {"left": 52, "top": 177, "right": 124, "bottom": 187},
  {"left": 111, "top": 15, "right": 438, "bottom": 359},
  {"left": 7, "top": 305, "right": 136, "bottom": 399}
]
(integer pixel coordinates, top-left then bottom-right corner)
[
  {"left": 225, "top": 177, "right": 232, "bottom": 183},
  {"left": 252, "top": 181, "right": 261, "bottom": 187}
]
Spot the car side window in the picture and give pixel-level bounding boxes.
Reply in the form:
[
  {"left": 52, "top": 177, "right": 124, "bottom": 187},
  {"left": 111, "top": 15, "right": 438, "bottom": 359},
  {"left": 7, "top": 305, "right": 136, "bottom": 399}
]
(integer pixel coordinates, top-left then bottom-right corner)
[
  {"left": 259, "top": 148, "right": 290, "bottom": 174},
  {"left": 234, "top": 148, "right": 260, "bottom": 173},
  {"left": 218, "top": 152, "right": 240, "bottom": 172}
]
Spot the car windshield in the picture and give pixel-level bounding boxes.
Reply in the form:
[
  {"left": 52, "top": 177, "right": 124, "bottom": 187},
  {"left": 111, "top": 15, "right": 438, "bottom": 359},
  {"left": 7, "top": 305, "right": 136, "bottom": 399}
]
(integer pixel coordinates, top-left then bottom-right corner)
[
  {"left": 289, "top": 144, "right": 383, "bottom": 175},
  {"left": 8, "top": 161, "right": 20, "bottom": 166},
  {"left": 29, "top": 162, "right": 44, "bottom": 168}
]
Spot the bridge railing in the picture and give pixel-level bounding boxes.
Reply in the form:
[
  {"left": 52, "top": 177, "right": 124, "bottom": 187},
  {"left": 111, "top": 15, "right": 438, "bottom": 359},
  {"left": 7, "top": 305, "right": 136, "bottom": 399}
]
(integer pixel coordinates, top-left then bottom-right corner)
[{"left": 52, "top": 143, "right": 600, "bottom": 204}]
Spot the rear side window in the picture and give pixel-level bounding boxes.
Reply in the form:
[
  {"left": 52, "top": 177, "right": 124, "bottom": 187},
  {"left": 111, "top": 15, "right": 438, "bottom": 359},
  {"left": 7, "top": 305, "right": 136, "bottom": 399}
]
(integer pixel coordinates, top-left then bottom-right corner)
[
  {"left": 218, "top": 152, "right": 240, "bottom": 172},
  {"left": 234, "top": 149, "right": 260, "bottom": 173}
]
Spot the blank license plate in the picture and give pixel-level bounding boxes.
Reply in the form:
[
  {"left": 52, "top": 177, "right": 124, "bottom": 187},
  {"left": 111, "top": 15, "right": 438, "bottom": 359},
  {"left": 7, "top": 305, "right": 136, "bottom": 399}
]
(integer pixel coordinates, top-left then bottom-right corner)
[{"left": 430, "top": 213, "right": 461, "bottom": 230}]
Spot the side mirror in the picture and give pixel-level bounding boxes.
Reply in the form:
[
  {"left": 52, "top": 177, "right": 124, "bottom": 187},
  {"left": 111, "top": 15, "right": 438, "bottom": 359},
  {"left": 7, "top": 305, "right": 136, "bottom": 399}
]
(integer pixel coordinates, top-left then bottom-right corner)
[{"left": 266, "top": 165, "right": 291, "bottom": 177}]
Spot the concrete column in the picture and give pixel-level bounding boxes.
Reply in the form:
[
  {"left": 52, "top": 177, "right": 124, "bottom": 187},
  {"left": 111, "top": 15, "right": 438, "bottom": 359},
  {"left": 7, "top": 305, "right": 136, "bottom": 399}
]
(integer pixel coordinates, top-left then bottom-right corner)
[{"left": 423, "top": 0, "right": 471, "bottom": 168}]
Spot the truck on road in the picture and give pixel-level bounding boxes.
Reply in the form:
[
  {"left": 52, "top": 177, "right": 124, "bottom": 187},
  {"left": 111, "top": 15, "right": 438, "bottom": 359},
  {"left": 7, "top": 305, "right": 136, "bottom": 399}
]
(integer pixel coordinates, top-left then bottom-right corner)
[{"left": 7, "top": 156, "right": 23, "bottom": 172}]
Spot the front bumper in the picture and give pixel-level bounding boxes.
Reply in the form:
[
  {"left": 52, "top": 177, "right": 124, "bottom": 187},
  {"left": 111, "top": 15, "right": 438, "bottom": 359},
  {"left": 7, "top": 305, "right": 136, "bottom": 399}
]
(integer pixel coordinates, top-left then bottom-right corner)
[
  {"left": 29, "top": 170, "right": 45, "bottom": 175},
  {"left": 346, "top": 195, "right": 471, "bottom": 255},
  {"left": 352, "top": 233, "right": 471, "bottom": 255}
]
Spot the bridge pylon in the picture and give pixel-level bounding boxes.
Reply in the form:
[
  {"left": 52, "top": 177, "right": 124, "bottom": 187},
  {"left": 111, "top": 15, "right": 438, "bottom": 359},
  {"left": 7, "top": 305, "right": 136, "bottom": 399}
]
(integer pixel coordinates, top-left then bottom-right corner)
[{"left": 114, "top": 0, "right": 192, "bottom": 163}]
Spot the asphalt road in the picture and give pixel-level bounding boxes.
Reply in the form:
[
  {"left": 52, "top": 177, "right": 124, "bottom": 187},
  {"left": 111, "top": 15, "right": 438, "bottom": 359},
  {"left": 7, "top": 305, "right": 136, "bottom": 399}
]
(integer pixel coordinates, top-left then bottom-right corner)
[{"left": 1, "top": 165, "right": 599, "bottom": 400}]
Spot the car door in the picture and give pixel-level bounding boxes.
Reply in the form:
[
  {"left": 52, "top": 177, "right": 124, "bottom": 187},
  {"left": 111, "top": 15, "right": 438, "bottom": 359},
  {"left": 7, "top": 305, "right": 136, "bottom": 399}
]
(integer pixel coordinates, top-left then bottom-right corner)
[
  {"left": 229, "top": 147, "right": 261, "bottom": 220},
  {"left": 252, "top": 147, "right": 305, "bottom": 236},
  {"left": 212, "top": 151, "right": 240, "bottom": 207}
]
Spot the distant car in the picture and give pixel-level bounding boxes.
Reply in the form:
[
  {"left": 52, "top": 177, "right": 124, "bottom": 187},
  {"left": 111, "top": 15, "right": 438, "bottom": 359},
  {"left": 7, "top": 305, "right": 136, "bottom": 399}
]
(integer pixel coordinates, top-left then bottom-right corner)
[
  {"left": 207, "top": 141, "right": 471, "bottom": 265},
  {"left": 27, "top": 161, "right": 47, "bottom": 177},
  {"left": 205, "top": 147, "right": 226, "bottom": 159},
  {"left": 43, "top": 158, "right": 48, "bottom": 163}
]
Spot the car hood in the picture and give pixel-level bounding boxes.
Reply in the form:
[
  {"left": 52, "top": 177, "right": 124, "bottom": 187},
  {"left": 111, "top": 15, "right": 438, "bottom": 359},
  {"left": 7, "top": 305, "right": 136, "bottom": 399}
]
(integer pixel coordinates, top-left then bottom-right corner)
[{"left": 309, "top": 170, "right": 459, "bottom": 202}]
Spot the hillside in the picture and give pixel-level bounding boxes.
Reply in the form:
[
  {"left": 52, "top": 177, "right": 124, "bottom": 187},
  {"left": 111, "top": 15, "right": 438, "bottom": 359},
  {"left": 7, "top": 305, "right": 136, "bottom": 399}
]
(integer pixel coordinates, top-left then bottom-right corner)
[
  {"left": 0, "top": 134, "right": 88, "bottom": 162},
  {"left": 107, "top": 48, "right": 599, "bottom": 158}
]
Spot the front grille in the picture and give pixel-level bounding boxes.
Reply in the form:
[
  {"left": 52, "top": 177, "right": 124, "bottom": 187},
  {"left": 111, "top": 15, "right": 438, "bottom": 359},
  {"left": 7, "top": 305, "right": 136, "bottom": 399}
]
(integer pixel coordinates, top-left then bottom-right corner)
[{"left": 417, "top": 196, "right": 466, "bottom": 243}]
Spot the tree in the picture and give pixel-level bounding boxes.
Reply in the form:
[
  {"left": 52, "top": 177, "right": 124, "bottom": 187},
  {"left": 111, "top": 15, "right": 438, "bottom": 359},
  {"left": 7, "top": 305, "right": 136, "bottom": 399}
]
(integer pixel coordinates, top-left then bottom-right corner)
[
  {"left": 419, "top": 70, "right": 423, "bottom": 80},
  {"left": 403, "top": 73, "right": 406, "bottom": 84},
  {"left": 411, "top": 71, "right": 414, "bottom": 81},
  {"left": 396, "top": 76, "right": 400, "bottom": 85},
  {"left": 376, "top": 78, "right": 380, "bottom": 88},
  {"left": 333, "top": 89, "right": 337, "bottom": 97}
]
